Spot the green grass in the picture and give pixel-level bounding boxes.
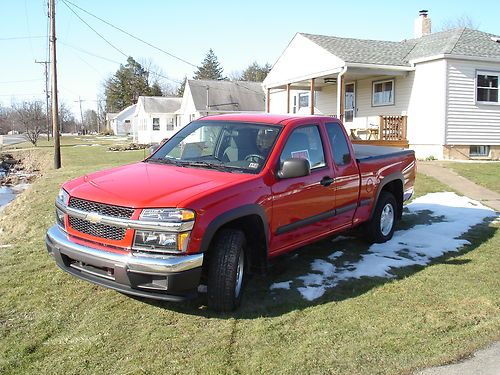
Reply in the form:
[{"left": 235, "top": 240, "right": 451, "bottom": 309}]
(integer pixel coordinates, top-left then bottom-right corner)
[
  {"left": 446, "top": 162, "right": 500, "bottom": 194},
  {"left": 0, "top": 142, "right": 499, "bottom": 374}
]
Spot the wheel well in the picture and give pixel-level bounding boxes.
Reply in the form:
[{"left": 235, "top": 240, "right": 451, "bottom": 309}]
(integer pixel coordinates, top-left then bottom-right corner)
[
  {"left": 381, "top": 179, "right": 403, "bottom": 219},
  {"left": 204, "top": 215, "right": 268, "bottom": 277}
]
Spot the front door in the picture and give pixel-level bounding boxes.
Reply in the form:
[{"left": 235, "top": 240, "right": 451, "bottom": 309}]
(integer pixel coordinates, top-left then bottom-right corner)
[{"left": 344, "top": 83, "right": 355, "bottom": 124}]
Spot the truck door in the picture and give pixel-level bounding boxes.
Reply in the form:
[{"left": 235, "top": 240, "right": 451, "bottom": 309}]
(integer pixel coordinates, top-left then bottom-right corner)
[
  {"left": 270, "top": 124, "right": 337, "bottom": 254},
  {"left": 324, "top": 121, "right": 360, "bottom": 228}
]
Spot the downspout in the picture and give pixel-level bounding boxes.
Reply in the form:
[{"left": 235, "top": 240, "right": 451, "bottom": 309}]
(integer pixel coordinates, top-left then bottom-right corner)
[
  {"left": 206, "top": 86, "right": 210, "bottom": 116},
  {"left": 336, "top": 65, "right": 348, "bottom": 119}
]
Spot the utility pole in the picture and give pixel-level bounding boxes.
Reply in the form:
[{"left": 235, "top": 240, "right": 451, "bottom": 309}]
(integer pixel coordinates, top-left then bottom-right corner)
[
  {"left": 49, "top": 0, "right": 61, "bottom": 169},
  {"left": 75, "top": 97, "right": 85, "bottom": 133},
  {"left": 35, "top": 60, "right": 51, "bottom": 141}
]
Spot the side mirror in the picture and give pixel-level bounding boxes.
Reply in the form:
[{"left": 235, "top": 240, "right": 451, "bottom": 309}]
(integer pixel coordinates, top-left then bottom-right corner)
[{"left": 277, "top": 158, "right": 311, "bottom": 179}]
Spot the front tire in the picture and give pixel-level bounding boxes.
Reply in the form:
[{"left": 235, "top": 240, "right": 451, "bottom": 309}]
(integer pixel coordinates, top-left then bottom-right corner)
[
  {"left": 207, "top": 229, "right": 246, "bottom": 312},
  {"left": 366, "top": 191, "right": 397, "bottom": 243}
]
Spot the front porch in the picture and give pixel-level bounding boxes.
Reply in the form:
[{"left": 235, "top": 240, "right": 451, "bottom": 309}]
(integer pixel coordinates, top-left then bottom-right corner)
[{"left": 264, "top": 65, "right": 413, "bottom": 148}]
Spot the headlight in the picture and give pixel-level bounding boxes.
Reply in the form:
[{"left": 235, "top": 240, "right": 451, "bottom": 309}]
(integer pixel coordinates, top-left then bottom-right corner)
[
  {"left": 55, "top": 207, "right": 65, "bottom": 229},
  {"left": 133, "top": 231, "right": 190, "bottom": 254},
  {"left": 140, "top": 208, "right": 195, "bottom": 222},
  {"left": 56, "top": 188, "right": 70, "bottom": 206}
]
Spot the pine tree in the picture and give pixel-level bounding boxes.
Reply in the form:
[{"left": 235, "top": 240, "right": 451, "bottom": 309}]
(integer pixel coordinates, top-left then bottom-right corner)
[
  {"left": 240, "top": 62, "right": 272, "bottom": 82},
  {"left": 104, "top": 57, "right": 162, "bottom": 112},
  {"left": 193, "top": 49, "right": 224, "bottom": 80},
  {"left": 176, "top": 76, "right": 187, "bottom": 97}
]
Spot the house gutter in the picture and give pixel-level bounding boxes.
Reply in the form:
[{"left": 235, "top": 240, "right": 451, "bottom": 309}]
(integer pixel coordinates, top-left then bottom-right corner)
[{"left": 336, "top": 65, "right": 348, "bottom": 119}]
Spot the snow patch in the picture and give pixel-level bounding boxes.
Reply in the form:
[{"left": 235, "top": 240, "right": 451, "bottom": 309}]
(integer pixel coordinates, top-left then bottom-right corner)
[
  {"left": 271, "top": 192, "right": 497, "bottom": 301},
  {"left": 270, "top": 281, "right": 292, "bottom": 290}
]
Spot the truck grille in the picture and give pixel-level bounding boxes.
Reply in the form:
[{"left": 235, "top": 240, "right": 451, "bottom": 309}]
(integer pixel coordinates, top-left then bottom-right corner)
[
  {"left": 67, "top": 198, "right": 133, "bottom": 241},
  {"left": 69, "top": 216, "right": 126, "bottom": 241},
  {"left": 69, "top": 197, "right": 134, "bottom": 219}
]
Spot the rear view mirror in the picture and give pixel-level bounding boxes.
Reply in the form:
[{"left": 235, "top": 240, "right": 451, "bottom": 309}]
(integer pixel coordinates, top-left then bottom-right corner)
[{"left": 277, "top": 158, "right": 310, "bottom": 179}]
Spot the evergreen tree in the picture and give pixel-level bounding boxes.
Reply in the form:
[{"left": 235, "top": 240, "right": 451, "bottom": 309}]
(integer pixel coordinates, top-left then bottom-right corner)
[
  {"left": 176, "top": 76, "right": 187, "bottom": 97},
  {"left": 240, "top": 62, "right": 272, "bottom": 82},
  {"left": 193, "top": 49, "right": 224, "bottom": 80},
  {"left": 104, "top": 57, "right": 162, "bottom": 112}
]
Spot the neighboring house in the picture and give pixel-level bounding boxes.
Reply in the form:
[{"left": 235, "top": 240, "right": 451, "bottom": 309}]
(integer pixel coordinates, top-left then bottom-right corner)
[
  {"left": 176, "top": 79, "right": 266, "bottom": 128},
  {"left": 109, "top": 104, "right": 136, "bottom": 136},
  {"left": 134, "top": 96, "right": 182, "bottom": 144},
  {"left": 105, "top": 112, "right": 118, "bottom": 132},
  {"left": 263, "top": 11, "right": 500, "bottom": 160}
]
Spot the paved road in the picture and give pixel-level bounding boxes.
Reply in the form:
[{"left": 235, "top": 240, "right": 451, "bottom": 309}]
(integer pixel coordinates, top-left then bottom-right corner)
[{"left": 1, "top": 134, "right": 27, "bottom": 146}]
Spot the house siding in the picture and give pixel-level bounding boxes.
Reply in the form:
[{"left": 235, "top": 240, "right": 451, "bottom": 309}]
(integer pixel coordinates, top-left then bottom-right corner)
[
  {"left": 446, "top": 59, "right": 500, "bottom": 145},
  {"left": 406, "top": 59, "right": 447, "bottom": 159}
]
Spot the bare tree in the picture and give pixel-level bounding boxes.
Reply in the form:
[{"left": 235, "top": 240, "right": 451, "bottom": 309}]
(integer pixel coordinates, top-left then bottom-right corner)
[
  {"left": 440, "top": 15, "right": 479, "bottom": 31},
  {"left": 13, "top": 101, "right": 45, "bottom": 146}
]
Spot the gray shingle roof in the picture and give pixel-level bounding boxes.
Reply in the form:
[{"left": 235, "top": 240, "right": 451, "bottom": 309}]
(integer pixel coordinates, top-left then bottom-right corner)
[
  {"left": 140, "top": 96, "right": 181, "bottom": 113},
  {"left": 188, "top": 79, "right": 265, "bottom": 112},
  {"left": 301, "top": 28, "right": 500, "bottom": 66}
]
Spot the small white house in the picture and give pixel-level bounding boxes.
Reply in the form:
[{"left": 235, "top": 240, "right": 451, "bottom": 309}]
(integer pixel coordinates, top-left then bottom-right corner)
[
  {"left": 133, "top": 96, "right": 182, "bottom": 144},
  {"left": 263, "top": 11, "right": 500, "bottom": 160},
  {"left": 176, "top": 79, "right": 266, "bottom": 128},
  {"left": 109, "top": 104, "right": 136, "bottom": 136}
]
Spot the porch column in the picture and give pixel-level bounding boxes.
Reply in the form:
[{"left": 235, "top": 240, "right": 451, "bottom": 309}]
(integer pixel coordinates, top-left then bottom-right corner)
[
  {"left": 266, "top": 88, "right": 270, "bottom": 113},
  {"left": 336, "top": 70, "right": 345, "bottom": 121},
  {"left": 286, "top": 84, "right": 291, "bottom": 114},
  {"left": 310, "top": 78, "right": 315, "bottom": 115}
]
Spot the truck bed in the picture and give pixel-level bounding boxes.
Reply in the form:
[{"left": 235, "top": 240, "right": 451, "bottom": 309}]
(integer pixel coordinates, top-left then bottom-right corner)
[{"left": 353, "top": 144, "right": 414, "bottom": 162}]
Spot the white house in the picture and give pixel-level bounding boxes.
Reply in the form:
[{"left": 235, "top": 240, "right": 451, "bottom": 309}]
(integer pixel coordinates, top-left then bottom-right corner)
[
  {"left": 176, "top": 79, "right": 266, "bottom": 128},
  {"left": 109, "top": 104, "right": 136, "bottom": 136},
  {"left": 263, "top": 11, "right": 500, "bottom": 160},
  {"left": 133, "top": 96, "right": 182, "bottom": 144}
]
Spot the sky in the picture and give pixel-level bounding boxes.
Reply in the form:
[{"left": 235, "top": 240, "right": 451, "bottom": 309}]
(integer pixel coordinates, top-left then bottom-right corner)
[{"left": 2, "top": 0, "right": 500, "bottom": 117}]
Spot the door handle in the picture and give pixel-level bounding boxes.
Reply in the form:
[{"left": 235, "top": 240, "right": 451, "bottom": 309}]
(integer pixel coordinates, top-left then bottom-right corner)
[{"left": 320, "top": 176, "right": 334, "bottom": 187}]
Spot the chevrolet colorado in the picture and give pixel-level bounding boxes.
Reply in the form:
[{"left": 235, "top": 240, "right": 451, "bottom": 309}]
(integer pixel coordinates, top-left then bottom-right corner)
[{"left": 46, "top": 114, "right": 416, "bottom": 311}]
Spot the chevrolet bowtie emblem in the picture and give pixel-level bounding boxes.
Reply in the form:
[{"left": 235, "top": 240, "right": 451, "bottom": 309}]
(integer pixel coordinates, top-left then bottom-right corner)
[{"left": 86, "top": 212, "right": 102, "bottom": 224}]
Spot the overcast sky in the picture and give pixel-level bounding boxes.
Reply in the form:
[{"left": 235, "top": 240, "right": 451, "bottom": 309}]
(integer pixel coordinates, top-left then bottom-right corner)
[{"left": 2, "top": 0, "right": 499, "bottom": 116}]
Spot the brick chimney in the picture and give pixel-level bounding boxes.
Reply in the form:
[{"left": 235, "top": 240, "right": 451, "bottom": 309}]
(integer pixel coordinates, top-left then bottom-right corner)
[{"left": 414, "top": 10, "right": 432, "bottom": 38}]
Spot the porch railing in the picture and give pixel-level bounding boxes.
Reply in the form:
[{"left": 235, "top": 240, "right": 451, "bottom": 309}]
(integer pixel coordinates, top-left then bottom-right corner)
[{"left": 379, "top": 115, "right": 407, "bottom": 141}]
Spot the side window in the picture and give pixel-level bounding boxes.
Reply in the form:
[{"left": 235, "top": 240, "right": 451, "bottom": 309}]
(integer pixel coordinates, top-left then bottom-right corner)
[
  {"left": 280, "top": 125, "right": 325, "bottom": 169},
  {"left": 152, "top": 117, "right": 160, "bottom": 131},
  {"left": 325, "top": 122, "right": 351, "bottom": 166}
]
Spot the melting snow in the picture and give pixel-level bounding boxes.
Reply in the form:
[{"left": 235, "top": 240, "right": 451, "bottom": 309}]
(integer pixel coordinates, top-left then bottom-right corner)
[{"left": 270, "top": 192, "right": 497, "bottom": 301}]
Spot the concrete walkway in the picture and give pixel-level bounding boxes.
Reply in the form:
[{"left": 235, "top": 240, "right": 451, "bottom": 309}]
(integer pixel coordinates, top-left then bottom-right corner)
[
  {"left": 414, "top": 161, "right": 499, "bottom": 375},
  {"left": 418, "top": 161, "right": 500, "bottom": 212}
]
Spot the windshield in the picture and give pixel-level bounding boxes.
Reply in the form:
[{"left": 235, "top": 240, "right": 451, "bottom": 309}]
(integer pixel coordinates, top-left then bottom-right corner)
[{"left": 147, "top": 120, "right": 282, "bottom": 173}]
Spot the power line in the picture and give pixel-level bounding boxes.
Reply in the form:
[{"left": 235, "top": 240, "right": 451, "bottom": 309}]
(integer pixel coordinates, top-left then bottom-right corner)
[
  {"left": 60, "top": 0, "right": 128, "bottom": 58},
  {"left": 0, "top": 36, "right": 45, "bottom": 41},
  {"left": 59, "top": 40, "right": 183, "bottom": 84},
  {"left": 62, "top": 0, "right": 198, "bottom": 68},
  {"left": 0, "top": 79, "right": 43, "bottom": 84}
]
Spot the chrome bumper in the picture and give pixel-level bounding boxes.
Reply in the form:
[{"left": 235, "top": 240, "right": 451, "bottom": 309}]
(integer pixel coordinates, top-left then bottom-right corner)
[{"left": 46, "top": 225, "right": 203, "bottom": 301}]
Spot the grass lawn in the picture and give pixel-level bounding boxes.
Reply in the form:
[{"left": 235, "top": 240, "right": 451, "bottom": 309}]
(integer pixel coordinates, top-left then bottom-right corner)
[
  {"left": 0, "top": 138, "right": 498, "bottom": 375},
  {"left": 446, "top": 162, "right": 500, "bottom": 194}
]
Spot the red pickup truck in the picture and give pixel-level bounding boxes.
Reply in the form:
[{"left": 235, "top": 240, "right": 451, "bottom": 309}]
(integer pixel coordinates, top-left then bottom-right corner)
[{"left": 46, "top": 114, "right": 415, "bottom": 311}]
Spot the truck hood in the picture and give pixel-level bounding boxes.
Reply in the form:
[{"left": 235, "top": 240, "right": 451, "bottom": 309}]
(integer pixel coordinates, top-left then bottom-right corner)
[{"left": 63, "top": 162, "right": 254, "bottom": 209}]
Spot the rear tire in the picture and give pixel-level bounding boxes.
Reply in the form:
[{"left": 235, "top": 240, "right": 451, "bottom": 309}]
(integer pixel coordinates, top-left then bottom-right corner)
[
  {"left": 366, "top": 191, "right": 397, "bottom": 243},
  {"left": 207, "top": 229, "right": 246, "bottom": 312}
]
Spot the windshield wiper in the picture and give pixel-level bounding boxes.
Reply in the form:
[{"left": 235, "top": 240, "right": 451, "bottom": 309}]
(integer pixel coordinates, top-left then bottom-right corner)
[
  {"left": 180, "top": 160, "right": 234, "bottom": 172},
  {"left": 145, "top": 158, "right": 183, "bottom": 166}
]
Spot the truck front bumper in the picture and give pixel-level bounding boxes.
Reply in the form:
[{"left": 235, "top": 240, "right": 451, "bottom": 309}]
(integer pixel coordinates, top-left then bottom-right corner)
[{"left": 45, "top": 225, "right": 204, "bottom": 301}]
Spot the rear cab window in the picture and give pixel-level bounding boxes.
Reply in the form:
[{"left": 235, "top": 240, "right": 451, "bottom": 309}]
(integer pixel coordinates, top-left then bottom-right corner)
[
  {"left": 324, "top": 122, "right": 351, "bottom": 166},
  {"left": 279, "top": 125, "right": 326, "bottom": 170}
]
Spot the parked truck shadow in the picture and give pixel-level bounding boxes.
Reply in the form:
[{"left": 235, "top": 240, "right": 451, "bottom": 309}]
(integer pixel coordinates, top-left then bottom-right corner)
[{"left": 138, "top": 207, "right": 498, "bottom": 319}]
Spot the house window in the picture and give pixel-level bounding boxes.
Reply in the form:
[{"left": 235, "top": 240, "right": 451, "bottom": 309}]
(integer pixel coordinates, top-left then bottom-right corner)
[
  {"left": 477, "top": 72, "right": 499, "bottom": 104},
  {"left": 372, "top": 79, "right": 394, "bottom": 106},
  {"left": 152, "top": 118, "right": 160, "bottom": 131},
  {"left": 469, "top": 145, "right": 490, "bottom": 157},
  {"left": 298, "top": 93, "right": 309, "bottom": 109},
  {"left": 166, "top": 120, "right": 174, "bottom": 131}
]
